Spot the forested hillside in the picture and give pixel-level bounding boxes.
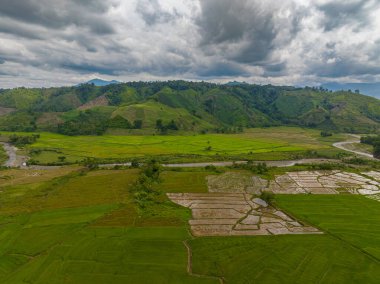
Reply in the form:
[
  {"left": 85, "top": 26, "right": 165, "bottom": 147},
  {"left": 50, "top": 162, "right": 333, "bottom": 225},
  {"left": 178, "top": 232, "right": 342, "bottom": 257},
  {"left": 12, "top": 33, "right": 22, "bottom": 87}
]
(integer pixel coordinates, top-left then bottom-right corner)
[{"left": 0, "top": 81, "right": 380, "bottom": 135}]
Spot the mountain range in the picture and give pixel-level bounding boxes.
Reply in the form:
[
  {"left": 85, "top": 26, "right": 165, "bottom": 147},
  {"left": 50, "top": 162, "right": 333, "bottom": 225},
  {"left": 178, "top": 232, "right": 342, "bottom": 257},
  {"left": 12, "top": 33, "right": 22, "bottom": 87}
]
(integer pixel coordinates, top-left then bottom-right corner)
[
  {"left": 321, "top": 82, "right": 380, "bottom": 98},
  {"left": 0, "top": 81, "right": 380, "bottom": 135}
]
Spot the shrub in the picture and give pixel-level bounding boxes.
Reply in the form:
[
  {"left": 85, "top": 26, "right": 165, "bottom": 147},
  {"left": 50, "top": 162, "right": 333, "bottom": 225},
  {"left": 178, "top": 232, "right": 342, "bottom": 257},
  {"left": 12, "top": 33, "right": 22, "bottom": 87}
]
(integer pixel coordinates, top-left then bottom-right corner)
[{"left": 260, "top": 191, "right": 275, "bottom": 204}]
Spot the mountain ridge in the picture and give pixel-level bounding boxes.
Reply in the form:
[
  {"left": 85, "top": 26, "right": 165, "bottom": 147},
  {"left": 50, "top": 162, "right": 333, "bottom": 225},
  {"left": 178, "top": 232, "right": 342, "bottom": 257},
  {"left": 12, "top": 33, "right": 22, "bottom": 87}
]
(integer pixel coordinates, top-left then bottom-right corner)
[{"left": 0, "top": 81, "right": 379, "bottom": 135}]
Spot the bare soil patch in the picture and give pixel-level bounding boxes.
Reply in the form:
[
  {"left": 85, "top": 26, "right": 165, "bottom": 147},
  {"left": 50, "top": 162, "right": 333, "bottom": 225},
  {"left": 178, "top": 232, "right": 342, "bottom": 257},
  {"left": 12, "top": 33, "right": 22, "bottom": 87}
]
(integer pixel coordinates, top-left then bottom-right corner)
[
  {"left": 207, "top": 172, "right": 267, "bottom": 194},
  {"left": 167, "top": 193, "right": 321, "bottom": 236},
  {"left": 268, "top": 171, "right": 380, "bottom": 196},
  {"left": 78, "top": 95, "right": 109, "bottom": 110}
]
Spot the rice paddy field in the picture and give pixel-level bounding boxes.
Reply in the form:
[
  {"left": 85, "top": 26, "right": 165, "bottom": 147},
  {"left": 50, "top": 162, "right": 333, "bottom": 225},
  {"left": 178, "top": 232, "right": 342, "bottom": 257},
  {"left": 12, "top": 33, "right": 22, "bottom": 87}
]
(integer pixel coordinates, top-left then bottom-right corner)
[
  {"left": 8, "top": 127, "right": 345, "bottom": 164},
  {"left": 1, "top": 167, "right": 380, "bottom": 283}
]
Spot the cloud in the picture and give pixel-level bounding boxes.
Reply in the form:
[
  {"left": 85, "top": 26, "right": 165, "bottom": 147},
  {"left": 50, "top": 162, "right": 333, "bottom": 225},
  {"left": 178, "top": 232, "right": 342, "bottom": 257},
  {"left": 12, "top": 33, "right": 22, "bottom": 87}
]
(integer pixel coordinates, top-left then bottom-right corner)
[
  {"left": 196, "top": 0, "right": 306, "bottom": 65},
  {"left": 0, "top": 0, "right": 380, "bottom": 88},
  {"left": 136, "top": 0, "right": 177, "bottom": 26},
  {"left": 317, "top": 0, "right": 379, "bottom": 31},
  {"left": 0, "top": 0, "right": 115, "bottom": 34}
]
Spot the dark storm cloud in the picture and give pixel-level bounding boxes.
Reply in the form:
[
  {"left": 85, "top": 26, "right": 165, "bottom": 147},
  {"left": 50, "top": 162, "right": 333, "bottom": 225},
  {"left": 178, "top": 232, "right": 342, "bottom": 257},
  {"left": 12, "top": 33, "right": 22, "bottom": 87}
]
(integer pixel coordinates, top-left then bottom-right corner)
[
  {"left": 0, "top": 19, "right": 46, "bottom": 40},
  {"left": 318, "top": 0, "right": 379, "bottom": 31},
  {"left": 196, "top": 62, "right": 250, "bottom": 77},
  {"left": 0, "top": 0, "right": 115, "bottom": 34},
  {"left": 60, "top": 61, "right": 119, "bottom": 75},
  {"left": 196, "top": 0, "right": 304, "bottom": 65},
  {"left": 197, "top": 0, "right": 275, "bottom": 64}
]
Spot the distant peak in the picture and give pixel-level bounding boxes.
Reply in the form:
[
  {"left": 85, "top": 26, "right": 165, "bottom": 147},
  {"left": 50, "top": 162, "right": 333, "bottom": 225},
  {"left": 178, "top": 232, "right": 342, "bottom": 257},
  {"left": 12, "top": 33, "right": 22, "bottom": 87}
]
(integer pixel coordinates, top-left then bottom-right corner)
[
  {"left": 82, "top": 78, "right": 121, "bottom": 86},
  {"left": 224, "top": 81, "right": 248, "bottom": 86}
]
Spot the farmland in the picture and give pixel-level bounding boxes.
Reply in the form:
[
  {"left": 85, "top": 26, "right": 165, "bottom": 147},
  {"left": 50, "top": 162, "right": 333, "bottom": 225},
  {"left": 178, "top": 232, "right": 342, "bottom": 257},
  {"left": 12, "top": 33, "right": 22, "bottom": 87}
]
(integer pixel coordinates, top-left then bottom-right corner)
[
  {"left": 1, "top": 166, "right": 380, "bottom": 283},
  {"left": 5, "top": 127, "right": 345, "bottom": 164}
]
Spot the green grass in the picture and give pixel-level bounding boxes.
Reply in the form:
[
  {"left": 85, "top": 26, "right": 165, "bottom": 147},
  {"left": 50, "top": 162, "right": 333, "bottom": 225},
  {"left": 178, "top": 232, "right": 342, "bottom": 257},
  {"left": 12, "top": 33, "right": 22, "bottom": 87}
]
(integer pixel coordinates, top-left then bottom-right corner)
[
  {"left": 0, "top": 145, "right": 6, "bottom": 165},
  {"left": 158, "top": 170, "right": 213, "bottom": 193},
  {"left": 0, "top": 168, "right": 216, "bottom": 283},
  {"left": 0, "top": 203, "right": 212, "bottom": 283},
  {"left": 2, "top": 169, "right": 380, "bottom": 283},
  {"left": 190, "top": 194, "right": 380, "bottom": 283},
  {"left": 190, "top": 235, "right": 380, "bottom": 283},
  {"left": 275, "top": 194, "right": 380, "bottom": 259},
  {"left": 5, "top": 127, "right": 345, "bottom": 164}
]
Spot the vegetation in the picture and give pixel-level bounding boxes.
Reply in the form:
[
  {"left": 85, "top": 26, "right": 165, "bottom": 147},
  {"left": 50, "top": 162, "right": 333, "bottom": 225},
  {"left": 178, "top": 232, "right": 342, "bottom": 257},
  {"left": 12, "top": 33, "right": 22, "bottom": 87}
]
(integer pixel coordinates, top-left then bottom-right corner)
[
  {"left": 320, "top": 130, "right": 333, "bottom": 137},
  {"left": 8, "top": 134, "right": 40, "bottom": 147},
  {"left": 6, "top": 127, "right": 344, "bottom": 165},
  {"left": 361, "top": 135, "right": 380, "bottom": 158},
  {"left": 276, "top": 195, "right": 380, "bottom": 259},
  {"left": 130, "top": 160, "right": 163, "bottom": 208},
  {"left": 1, "top": 166, "right": 380, "bottom": 283},
  {"left": 1, "top": 81, "right": 380, "bottom": 134}
]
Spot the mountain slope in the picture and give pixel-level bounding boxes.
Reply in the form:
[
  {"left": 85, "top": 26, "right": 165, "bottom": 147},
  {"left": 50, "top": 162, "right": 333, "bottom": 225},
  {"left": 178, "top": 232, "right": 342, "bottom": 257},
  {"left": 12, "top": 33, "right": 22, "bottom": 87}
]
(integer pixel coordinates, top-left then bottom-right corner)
[{"left": 0, "top": 81, "right": 380, "bottom": 134}]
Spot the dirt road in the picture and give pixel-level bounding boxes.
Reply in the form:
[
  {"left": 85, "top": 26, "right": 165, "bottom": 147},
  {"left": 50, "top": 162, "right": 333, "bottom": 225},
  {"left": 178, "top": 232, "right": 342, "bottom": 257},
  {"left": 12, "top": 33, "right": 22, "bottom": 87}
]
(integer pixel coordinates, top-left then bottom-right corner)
[{"left": 332, "top": 135, "right": 374, "bottom": 159}]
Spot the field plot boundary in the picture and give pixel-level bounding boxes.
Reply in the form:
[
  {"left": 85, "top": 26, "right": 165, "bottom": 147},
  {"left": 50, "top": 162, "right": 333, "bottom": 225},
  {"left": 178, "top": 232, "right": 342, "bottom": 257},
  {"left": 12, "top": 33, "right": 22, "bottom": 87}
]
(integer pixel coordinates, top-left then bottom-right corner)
[{"left": 168, "top": 193, "right": 321, "bottom": 237}]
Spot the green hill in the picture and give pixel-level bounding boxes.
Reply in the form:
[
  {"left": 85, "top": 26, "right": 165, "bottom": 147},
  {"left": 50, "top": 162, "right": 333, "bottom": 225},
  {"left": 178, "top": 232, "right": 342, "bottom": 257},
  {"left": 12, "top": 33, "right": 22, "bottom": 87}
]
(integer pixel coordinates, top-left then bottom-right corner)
[{"left": 1, "top": 81, "right": 380, "bottom": 135}]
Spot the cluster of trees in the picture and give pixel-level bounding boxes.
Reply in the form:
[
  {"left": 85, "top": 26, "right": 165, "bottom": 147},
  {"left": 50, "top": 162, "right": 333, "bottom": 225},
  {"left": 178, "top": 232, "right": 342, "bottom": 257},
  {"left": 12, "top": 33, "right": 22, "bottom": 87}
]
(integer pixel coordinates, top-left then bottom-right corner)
[
  {"left": 360, "top": 136, "right": 380, "bottom": 145},
  {"left": 8, "top": 134, "right": 40, "bottom": 147},
  {"left": 360, "top": 135, "right": 380, "bottom": 158},
  {"left": 214, "top": 126, "right": 244, "bottom": 134},
  {"left": 108, "top": 115, "right": 142, "bottom": 130},
  {"left": 130, "top": 160, "right": 162, "bottom": 208},
  {"left": 320, "top": 131, "right": 333, "bottom": 137},
  {"left": 58, "top": 110, "right": 144, "bottom": 136},
  {"left": 231, "top": 161, "right": 269, "bottom": 175},
  {"left": 58, "top": 110, "right": 108, "bottom": 136},
  {"left": 155, "top": 119, "right": 178, "bottom": 134}
]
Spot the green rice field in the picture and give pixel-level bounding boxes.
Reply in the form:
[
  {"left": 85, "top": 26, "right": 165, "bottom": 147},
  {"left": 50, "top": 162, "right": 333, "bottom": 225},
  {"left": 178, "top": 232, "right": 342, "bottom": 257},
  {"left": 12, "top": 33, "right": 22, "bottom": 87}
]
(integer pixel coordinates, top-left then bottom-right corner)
[
  {"left": 0, "top": 168, "right": 380, "bottom": 283},
  {"left": 7, "top": 127, "right": 345, "bottom": 164}
]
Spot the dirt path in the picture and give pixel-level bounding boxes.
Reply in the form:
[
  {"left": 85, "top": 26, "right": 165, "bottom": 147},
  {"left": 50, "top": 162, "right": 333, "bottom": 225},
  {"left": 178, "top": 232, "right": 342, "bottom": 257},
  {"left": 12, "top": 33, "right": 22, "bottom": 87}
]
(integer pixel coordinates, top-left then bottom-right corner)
[
  {"left": 1, "top": 142, "right": 28, "bottom": 168},
  {"left": 1, "top": 142, "right": 18, "bottom": 167},
  {"left": 183, "top": 240, "right": 224, "bottom": 283},
  {"left": 333, "top": 134, "right": 374, "bottom": 159}
]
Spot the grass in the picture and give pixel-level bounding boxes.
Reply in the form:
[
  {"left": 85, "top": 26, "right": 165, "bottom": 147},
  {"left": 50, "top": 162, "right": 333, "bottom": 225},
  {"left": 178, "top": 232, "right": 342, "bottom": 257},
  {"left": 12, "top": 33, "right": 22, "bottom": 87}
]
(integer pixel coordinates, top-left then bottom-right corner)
[
  {"left": 157, "top": 170, "right": 213, "bottom": 193},
  {"left": 275, "top": 194, "right": 380, "bottom": 259},
  {"left": 190, "top": 235, "right": 380, "bottom": 283},
  {"left": 0, "top": 168, "right": 216, "bottom": 283},
  {"left": 2, "top": 168, "right": 380, "bottom": 283},
  {"left": 0, "top": 204, "right": 213, "bottom": 283},
  {"left": 0, "top": 145, "right": 6, "bottom": 165},
  {"left": 190, "top": 194, "right": 380, "bottom": 283},
  {"left": 5, "top": 127, "right": 345, "bottom": 164}
]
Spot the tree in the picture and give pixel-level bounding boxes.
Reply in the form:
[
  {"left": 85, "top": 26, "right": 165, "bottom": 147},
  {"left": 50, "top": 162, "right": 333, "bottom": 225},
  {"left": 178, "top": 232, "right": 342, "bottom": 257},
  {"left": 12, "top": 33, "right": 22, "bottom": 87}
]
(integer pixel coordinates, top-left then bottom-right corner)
[
  {"left": 155, "top": 119, "right": 163, "bottom": 130},
  {"left": 167, "top": 120, "right": 178, "bottom": 130},
  {"left": 58, "top": 156, "right": 66, "bottom": 162},
  {"left": 133, "top": 120, "right": 143, "bottom": 129},
  {"left": 374, "top": 143, "right": 380, "bottom": 159}
]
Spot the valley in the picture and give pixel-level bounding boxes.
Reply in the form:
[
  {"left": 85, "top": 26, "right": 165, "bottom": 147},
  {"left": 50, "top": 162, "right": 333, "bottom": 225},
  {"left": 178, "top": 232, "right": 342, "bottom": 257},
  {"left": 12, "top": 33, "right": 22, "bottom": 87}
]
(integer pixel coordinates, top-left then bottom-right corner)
[{"left": 1, "top": 82, "right": 380, "bottom": 283}]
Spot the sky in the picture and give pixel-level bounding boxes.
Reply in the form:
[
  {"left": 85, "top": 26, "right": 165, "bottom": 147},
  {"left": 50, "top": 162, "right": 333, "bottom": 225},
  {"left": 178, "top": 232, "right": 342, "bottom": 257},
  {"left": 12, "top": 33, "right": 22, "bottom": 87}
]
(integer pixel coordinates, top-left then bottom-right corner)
[{"left": 0, "top": 0, "right": 380, "bottom": 88}]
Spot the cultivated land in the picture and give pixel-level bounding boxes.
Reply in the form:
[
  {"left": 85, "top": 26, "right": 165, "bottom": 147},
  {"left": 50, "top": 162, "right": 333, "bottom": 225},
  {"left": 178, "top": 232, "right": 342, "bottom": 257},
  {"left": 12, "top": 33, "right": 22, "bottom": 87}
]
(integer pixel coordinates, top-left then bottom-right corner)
[
  {"left": 3, "top": 127, "right": 345, "bottom": 165},
  {"left": 1, "top": 124, "right": 380, "bottom": 283},
  {"left": 1, "top": 163, "right": 380, "bottom": 283}
]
